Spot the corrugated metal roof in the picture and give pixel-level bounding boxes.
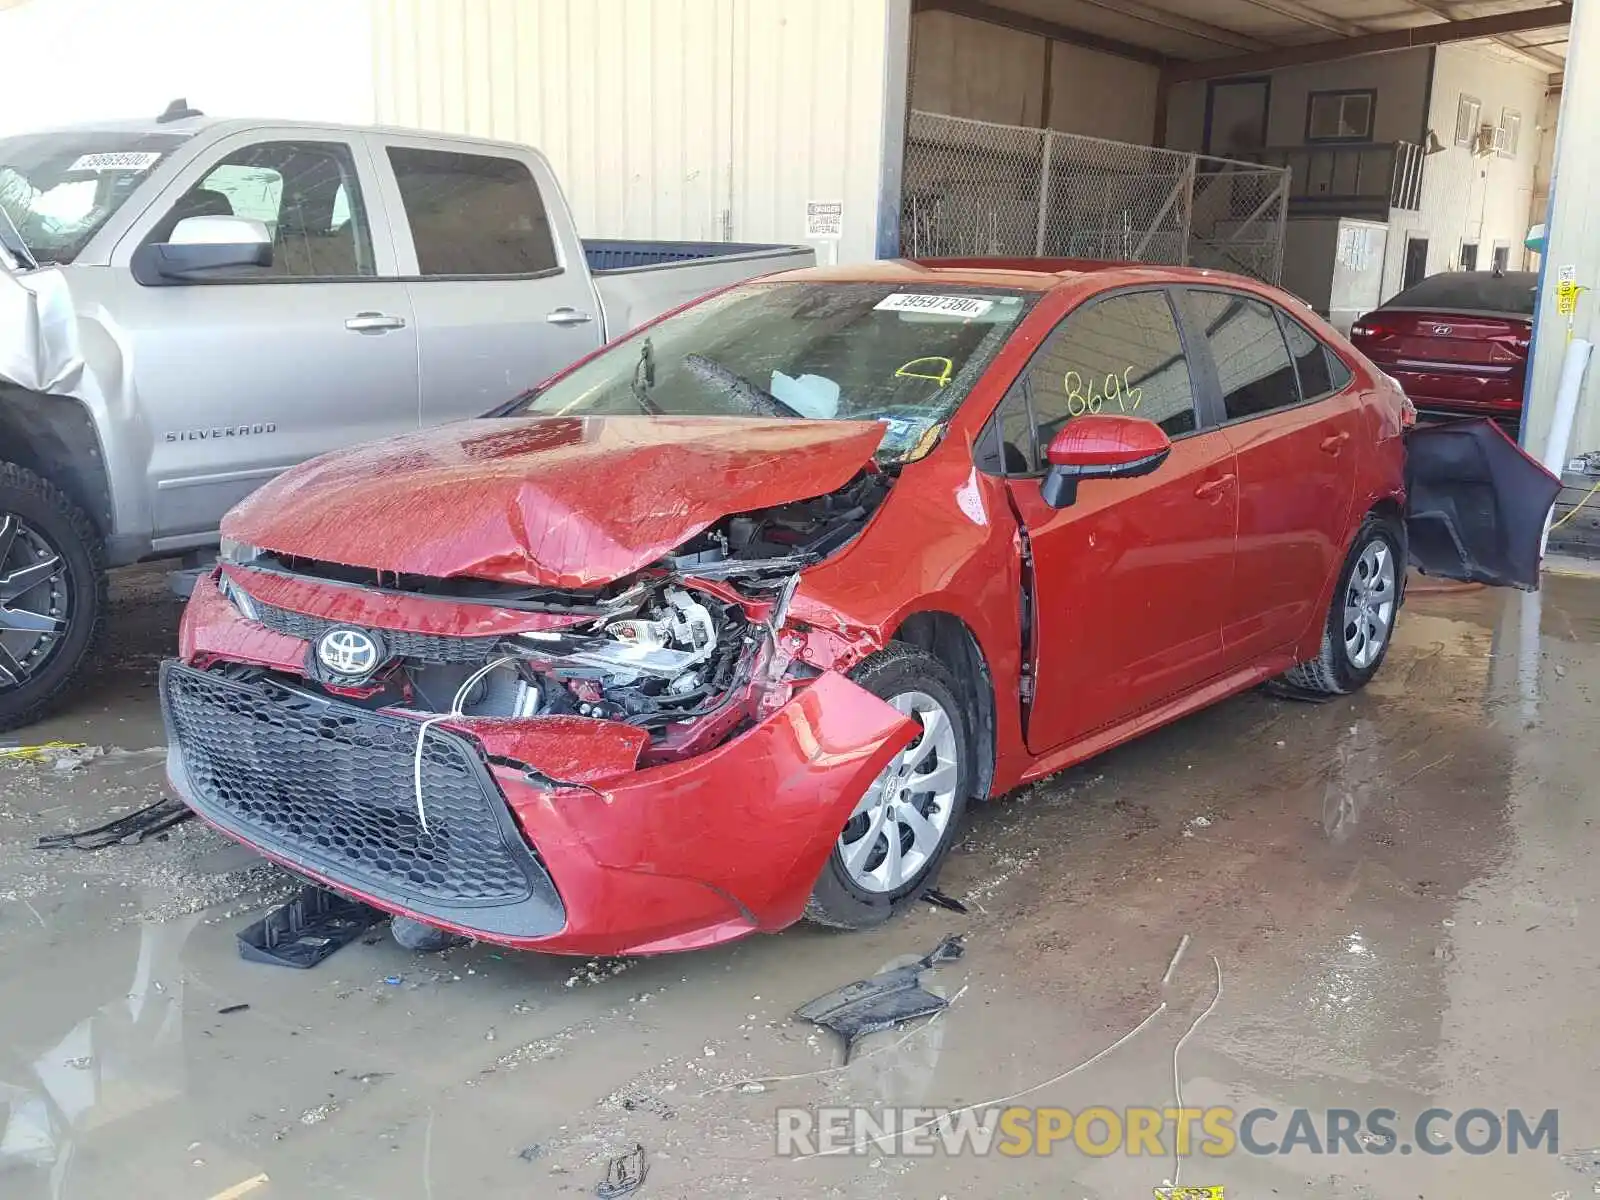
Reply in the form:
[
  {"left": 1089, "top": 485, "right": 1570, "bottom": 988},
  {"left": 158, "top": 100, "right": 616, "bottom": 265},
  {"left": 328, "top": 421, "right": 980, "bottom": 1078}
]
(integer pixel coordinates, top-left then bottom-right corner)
[{"left": 967, "top": 0, "right": 1569, "bottom": 73}]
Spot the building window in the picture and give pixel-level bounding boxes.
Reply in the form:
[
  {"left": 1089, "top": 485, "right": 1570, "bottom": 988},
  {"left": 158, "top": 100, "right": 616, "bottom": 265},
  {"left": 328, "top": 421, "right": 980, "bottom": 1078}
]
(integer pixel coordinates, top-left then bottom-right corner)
[
  {"left": 1455, "top": 94, "right": 1483, "bottom": 147},
  {"left": 1459, "top": 242, "right": 1480, "bottom": 272},
  {"left": 1493, "top": 244, "right": 1512, "bottom": 274},
  {"left": 1306, "top": 90, "right": 1376, "bottom": 143},
  {"left": 1497, "top": 108, "right": 1523, "bottom": 159}
]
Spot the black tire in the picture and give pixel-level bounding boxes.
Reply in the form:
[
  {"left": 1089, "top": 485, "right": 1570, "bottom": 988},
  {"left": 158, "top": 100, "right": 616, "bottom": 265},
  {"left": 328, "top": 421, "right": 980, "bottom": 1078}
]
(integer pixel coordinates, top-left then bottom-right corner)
[
  {"left": 0, "top": 461, "right": 107, "bottom": 733},
  {"left": 390, "top": 915, "right": 467, "bottom": 953},
  {"left": 1283, "top": 514, "right": 1403, "bottom": 697},
  {"left": 804, "top": 643, "right": 971, "bottom": 931}
]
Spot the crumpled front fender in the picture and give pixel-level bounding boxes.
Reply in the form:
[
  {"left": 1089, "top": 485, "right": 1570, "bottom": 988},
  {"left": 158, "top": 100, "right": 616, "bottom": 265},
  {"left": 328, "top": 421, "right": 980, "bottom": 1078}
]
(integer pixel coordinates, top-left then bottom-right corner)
[{"left": 495, "top": 671, "right": 918, "bottom": 954}]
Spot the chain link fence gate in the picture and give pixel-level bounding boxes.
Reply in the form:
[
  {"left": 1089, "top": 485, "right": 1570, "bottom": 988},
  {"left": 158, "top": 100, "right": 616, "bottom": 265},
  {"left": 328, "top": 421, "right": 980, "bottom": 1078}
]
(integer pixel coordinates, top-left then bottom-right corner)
[{"left": 900, "top": 111, "right": 1291, "bottom": 286}]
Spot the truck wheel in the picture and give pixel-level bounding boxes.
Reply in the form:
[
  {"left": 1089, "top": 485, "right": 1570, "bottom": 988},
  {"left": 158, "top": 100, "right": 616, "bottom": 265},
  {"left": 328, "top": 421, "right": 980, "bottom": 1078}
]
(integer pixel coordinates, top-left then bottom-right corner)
[
  {"left": 804, "top": 644, "right": 970, "bottom": 931},
  {"left": 0, "top": 461, "right": 107, "bottom": 732}
]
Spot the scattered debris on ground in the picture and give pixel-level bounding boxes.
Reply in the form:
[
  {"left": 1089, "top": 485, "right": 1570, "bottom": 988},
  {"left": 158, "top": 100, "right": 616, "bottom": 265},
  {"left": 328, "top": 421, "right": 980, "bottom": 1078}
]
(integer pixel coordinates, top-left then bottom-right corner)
[
  {"left": 922, "top": 887, "right": 969, "bottom": 914},
  {"left": 795, "top": 934, "right": 965, "bottom": 1062},
  {"left": 237, "top": 886, "right": 383, "bottom": 968},
  {"left": 595, "top": 1143, "right": 648, "bottom": 1198},
  {"left": 35, "top": 795, "right": 193, "bottom": 850}
]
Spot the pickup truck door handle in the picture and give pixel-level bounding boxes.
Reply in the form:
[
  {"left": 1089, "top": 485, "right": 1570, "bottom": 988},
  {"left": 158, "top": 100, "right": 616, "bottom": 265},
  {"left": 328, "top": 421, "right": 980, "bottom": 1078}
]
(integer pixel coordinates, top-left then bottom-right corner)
[
  {"left": 546, "top": 307, "right": 595, "bottom": 327},
  {"left": 1194, "top": 474, "right": 1236, "bottom": 502},
  {"left": 345, "top": 312, "right": 408, "bottom": 333},
  {"left": 1320, "top": 431, "right": 1351, "bottom": 454}
]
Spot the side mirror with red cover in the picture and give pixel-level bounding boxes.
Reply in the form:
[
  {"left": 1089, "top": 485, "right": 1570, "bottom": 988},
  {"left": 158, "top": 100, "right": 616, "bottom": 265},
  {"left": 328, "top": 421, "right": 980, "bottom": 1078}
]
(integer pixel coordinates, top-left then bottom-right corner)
[{"left": 1041, "top": 415, "right": 1173, "bottom": 508}]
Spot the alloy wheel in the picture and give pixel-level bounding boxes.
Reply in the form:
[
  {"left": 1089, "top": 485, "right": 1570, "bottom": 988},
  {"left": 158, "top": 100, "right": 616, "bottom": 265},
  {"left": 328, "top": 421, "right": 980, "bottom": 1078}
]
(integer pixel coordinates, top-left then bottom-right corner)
[
  {"left": 838, "top": 690, "right": 960, "bottom": 894},
  {"left": 0, "top": 513, "right": 70, "bottom": 690},
  {"left": 1343, "top": 537, "right": 1396, "bottom": 671}
]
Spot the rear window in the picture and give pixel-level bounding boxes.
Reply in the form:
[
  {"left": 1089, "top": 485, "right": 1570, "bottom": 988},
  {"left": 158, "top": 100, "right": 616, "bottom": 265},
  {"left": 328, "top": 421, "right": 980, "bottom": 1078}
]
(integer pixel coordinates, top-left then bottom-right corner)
[
  {"left": 1382, "top": 271, "right": 1538, "bottom": 317},
  {"left": 387, "top": 146, "right": 559, "bottom": 277}
]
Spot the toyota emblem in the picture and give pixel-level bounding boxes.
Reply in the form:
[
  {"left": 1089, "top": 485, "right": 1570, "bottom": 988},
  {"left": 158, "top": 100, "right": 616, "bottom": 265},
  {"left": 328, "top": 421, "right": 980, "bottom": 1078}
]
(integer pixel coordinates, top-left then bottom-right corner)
[{"left": 317, "top": 628, "right": 382, "bottom": 678}]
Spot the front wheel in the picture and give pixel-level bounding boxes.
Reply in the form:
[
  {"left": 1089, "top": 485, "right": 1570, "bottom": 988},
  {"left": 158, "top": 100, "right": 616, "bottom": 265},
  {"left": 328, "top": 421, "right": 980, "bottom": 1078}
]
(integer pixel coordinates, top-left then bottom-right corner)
[
  {"left": 0, "top": 462, "right": 107, "bottom": 732},
  {"left": 804, "top": 645, "right": 970, "bottom": 931},
  {"left": 1282, "top": 515, "right": 1403, "bottom": 697}
]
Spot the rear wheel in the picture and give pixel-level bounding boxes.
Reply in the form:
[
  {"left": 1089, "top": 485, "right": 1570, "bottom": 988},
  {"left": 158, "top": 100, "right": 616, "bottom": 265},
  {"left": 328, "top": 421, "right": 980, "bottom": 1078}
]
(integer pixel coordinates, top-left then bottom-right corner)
[
  {"left": 0, "top": 462, "right": 106, "bottom": 732},
  {"left": 1283, "top": 515, "right": 1402, "bottom": 697},
  {"left": 804, "top": 645, "right": 970, "bottom": 931}
]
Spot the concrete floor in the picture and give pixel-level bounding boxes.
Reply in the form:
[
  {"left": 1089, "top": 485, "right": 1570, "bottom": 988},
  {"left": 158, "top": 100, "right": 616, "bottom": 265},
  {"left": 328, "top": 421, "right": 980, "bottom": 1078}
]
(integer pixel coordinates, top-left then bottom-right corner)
[{"left": 2, "top": 566, "right": 1598, "bottom": 1199}]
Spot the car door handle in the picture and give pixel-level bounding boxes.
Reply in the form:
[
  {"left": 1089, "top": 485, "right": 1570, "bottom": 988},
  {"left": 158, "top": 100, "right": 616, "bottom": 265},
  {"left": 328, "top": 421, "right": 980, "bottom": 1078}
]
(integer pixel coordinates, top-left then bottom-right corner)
[
  {"left": 1194, "top": 474, "right": 1235, "bottom": 501},
  {"left": 345, "top": 312, "right": 407, "bottom": 333},
  {"left": 546, "top": 307, "right": 594, "bottom": 326},
  {"left": 1320, "top": 431, "right": 1351, "bottom": 454}
]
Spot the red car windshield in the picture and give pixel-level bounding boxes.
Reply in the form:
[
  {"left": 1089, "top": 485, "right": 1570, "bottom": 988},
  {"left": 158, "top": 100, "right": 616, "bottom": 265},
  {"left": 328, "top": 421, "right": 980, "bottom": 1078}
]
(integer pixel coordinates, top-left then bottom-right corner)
[{"left": 515, "top": 282, "right": 1037, "bottom": 459}]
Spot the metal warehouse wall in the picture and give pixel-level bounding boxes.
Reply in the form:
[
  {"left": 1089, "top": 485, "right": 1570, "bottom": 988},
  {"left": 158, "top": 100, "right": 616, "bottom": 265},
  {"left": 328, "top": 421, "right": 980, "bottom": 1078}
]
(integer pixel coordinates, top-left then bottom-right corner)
[{"left": 373, "top": 0, "right": 908, "bottom": 263}]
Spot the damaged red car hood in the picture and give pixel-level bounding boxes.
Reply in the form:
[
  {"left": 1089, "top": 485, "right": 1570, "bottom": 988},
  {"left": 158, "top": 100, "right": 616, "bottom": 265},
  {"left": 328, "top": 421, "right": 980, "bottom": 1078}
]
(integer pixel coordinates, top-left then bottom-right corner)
[{"left": 222, "top": 416, "right": 887, "bottom": 588}]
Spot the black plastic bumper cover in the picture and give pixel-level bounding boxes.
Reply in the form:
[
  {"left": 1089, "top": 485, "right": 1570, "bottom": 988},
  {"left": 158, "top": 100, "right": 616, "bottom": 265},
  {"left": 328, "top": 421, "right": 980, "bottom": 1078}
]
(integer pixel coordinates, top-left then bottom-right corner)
[
  {"left": 1405, "top": 418, "right": 1562, "bottom": 591},
  {"left": 160, "top": 660, "right": 565, "bottom": 938}
]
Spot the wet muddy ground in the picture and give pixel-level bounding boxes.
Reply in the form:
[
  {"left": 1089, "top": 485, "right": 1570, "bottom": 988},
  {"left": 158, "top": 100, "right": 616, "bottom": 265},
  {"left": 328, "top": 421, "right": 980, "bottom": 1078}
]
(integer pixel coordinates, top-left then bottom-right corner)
[{"left": 3, "top": 565, "right": 1599, "bottom": 1199}]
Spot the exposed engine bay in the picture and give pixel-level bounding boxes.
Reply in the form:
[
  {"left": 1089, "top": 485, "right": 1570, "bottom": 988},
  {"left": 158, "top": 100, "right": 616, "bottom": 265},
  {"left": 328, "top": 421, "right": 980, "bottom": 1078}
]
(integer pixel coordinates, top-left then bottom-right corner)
[
  {"left": 232, "top": 470, "right": 894, "bottom": 751},
  {"left": 406, "top": 583, "right": 757, "bottom": 733}
]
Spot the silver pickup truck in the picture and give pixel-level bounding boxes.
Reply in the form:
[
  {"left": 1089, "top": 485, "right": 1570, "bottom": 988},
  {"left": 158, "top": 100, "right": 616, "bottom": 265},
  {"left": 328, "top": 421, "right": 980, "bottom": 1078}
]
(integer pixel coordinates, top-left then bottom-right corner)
[{"left": 0, "top": 104, "right": 812, "bottom": 729}]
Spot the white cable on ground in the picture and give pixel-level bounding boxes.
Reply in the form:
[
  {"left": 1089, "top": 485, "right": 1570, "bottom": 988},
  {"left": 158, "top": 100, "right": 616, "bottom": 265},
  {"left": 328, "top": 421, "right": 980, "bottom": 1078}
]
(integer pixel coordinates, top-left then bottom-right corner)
[
  {"left": 1170, "top": 954, "right": 1224, "bottom": 1189},
  {"left": 412, "top": 657, "right": 519, "bottom": 833},
  {"left": 794, "top": 1000, "right": 1169, "bottom": 1161}
]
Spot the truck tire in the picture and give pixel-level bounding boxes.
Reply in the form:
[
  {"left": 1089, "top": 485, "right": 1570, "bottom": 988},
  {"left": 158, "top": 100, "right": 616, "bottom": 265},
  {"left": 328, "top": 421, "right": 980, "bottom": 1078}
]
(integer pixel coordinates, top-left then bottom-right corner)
[{"left": 0, "top": 461, "right": 107, "bottom": 732}]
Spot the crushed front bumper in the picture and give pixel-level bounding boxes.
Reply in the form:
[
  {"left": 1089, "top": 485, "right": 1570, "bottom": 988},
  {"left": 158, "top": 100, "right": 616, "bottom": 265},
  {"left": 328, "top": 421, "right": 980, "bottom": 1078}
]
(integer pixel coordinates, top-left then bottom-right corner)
[{"left": 161, "top": 651, "right": 915, "bottom": 957}]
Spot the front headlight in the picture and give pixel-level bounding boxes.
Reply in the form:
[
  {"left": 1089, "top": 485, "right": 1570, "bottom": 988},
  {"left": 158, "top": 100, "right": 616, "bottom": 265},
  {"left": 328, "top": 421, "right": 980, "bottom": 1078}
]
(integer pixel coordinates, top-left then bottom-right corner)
[
  {"left": 218, "top": 537, "right": 263, "bottom": 566},
  {"left": 217, "top": 572, "right": 260, "bottom": 622}
]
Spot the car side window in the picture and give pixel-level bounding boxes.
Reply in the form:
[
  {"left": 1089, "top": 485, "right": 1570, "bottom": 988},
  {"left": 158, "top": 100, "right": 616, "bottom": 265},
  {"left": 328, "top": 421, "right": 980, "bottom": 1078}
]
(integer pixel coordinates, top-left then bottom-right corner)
[
  {"left": 1028, "top": 291, "right": 1199, "bottom": 451},
  {"left": 1280, "top": 313, "right": 1339, "bottom": 401},
  {"left": 150, "top": 140, "right": 376, "bottom": 279},
  {"left": 387, "top": 146, "right": 559, "bottom": 277},
  {"left": 1188, "top": 290, "right": 1300, "bottom": 421}
]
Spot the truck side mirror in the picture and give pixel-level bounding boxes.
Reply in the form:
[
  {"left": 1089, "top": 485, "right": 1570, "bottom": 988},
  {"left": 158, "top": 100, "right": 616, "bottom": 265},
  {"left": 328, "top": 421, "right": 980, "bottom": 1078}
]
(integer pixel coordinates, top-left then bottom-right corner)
[{"left": 131, "top": 215, "right": 273, "bottom": 285}]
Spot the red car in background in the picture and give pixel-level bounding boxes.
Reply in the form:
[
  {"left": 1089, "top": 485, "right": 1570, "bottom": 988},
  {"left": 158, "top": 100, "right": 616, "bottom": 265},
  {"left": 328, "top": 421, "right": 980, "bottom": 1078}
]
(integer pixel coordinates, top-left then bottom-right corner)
[
  {"left": 160, "top": 260, "right": 1556, "bottom": 958},
  {"left": 1350, "top": 270, "right": 1538, "bottom": 424}
]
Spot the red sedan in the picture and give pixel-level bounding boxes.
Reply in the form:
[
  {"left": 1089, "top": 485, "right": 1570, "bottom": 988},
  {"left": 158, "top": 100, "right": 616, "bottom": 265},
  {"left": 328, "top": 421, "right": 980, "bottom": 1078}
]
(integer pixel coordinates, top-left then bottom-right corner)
[
  {"left": 161, "top": 260, "right": 1555, "bottom": 956},
  {"left": 1349, "top": 270, "right": 1537, "bottom": 423}
]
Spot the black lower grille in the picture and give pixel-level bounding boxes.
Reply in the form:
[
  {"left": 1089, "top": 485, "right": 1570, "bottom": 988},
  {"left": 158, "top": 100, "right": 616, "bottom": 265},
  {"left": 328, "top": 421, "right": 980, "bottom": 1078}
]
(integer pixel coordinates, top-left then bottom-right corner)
[
  {"left": 253, "top": 602, "right": 500, "bottom": 665},
  {"left": 160, "top": 662, "right": 563, "bottom": 937}
]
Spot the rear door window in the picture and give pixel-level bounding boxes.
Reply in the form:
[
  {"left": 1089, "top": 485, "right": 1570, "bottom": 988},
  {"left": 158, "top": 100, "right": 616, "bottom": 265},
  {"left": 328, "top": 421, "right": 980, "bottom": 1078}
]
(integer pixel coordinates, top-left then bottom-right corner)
[
  {"left": 1280, "top": 315, "right": 1338, "bottom": 401},
  {"left": 1187, "top": 290, "right": 1299, "bottom": 421},
  {"left": 386, "top": 146, "right": 559, "bottom": 277}
]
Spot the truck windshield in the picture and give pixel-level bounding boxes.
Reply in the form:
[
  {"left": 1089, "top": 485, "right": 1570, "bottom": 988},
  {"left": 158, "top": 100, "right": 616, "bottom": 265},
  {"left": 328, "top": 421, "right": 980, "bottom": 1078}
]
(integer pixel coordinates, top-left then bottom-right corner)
[
  {"left": 0, "top": 131, "right": 190, "bottom": 265},
  {"left": 509, "top": 282, "right": 1038, "bottom": 459}
]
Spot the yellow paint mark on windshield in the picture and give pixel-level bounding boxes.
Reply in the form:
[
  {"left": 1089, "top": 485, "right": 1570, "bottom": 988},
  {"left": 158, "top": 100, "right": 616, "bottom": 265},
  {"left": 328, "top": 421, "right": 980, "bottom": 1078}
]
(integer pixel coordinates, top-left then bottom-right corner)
[{"left": 894, "top": 357, "right": 955, "bottom": 387}]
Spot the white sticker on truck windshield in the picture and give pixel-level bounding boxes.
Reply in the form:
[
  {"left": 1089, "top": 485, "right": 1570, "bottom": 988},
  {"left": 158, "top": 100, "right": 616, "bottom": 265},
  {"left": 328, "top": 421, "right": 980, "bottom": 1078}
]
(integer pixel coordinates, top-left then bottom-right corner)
[
  {"left": 874, "top": 293, "right": 994, "bottom": 318},
  {"left": 67, "top": 152, "right": 162, "bottom": 173}
]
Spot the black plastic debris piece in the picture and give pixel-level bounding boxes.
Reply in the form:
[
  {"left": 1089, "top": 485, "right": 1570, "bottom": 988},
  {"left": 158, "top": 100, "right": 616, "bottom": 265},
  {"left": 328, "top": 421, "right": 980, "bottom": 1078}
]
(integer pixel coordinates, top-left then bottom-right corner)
[
  {"left": 1259, "top": 678, "right": 1336, "bottom": 705},
  {"left": 36, "top": 796, "right": 194, "bottom": 850},
  {"left": 596, "top": 1143, "right": 648, "bottom": 1197},
  {"left": 237, "top": 886, "right": 383, "bottom": 969},
  {"left": 923, "top": 887, "right": 969, "bottom": 914},
  {"left": 217, "top": 1003, "right": 250, "bottom": 1015},
  {"left": 1562, "top": 1147, "right": 1600, "bottom": 1176},
  {"left": 795, "top": 934, "right": 964, "bottom": 1062},
  {"left": 516, "top": 1143, "right": 545, "bottom": 1163}
]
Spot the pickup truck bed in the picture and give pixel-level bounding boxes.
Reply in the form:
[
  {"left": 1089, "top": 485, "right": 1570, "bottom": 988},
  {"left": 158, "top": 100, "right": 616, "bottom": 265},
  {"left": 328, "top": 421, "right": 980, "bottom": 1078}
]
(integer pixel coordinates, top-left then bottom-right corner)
[{"left": 586, "top": 240, "right": 814, "bottom": 336}]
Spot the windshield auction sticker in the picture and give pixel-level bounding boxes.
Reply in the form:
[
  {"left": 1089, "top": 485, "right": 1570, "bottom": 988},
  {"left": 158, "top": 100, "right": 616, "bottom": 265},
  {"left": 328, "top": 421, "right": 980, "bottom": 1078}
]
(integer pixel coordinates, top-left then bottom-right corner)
[
  {"left": 874, "top": 293, "right": 994, "bottom": 319},
  {"left": 67, "top": 152, "right": 163, "bottom": 173}
]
